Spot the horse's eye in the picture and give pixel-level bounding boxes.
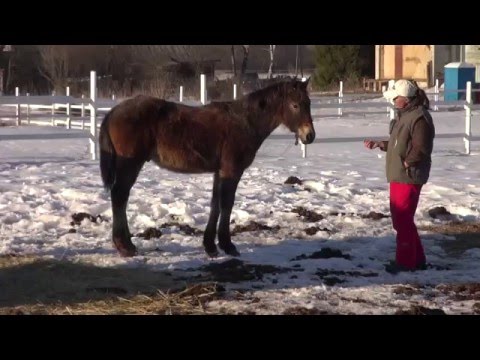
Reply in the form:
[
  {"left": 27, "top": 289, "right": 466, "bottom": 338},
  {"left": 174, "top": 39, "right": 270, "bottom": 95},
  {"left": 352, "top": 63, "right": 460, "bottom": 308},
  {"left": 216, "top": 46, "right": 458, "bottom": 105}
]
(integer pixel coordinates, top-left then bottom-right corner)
[{"left": 293, "top": 104, "right": 299, "bottom": 109}]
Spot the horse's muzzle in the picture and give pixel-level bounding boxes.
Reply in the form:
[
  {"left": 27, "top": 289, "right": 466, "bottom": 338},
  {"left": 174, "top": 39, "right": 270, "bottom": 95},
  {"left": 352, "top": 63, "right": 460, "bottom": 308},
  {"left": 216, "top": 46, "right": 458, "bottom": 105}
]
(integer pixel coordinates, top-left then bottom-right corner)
[
  {"left": 305, "top": 131, "right": 315, "bottom": 144},
  {"left": 297, "top": 125, "right": 316, "bottom": 145}
]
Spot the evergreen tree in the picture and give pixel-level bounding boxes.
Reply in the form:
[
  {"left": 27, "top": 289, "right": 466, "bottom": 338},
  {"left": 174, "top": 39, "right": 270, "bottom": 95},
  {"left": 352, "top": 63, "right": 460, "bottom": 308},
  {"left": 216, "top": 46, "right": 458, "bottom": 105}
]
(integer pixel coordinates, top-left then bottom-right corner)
[{"left": 313, "top": 45, "right": 362, "bottom": 89}]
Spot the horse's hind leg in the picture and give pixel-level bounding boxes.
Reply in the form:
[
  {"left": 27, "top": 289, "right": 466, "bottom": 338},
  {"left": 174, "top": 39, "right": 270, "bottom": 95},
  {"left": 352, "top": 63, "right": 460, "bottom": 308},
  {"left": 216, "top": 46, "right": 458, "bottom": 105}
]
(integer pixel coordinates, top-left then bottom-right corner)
[
  {"left": 217, "top": 176, "right": 241, "bottom": 257},
  {"left": 111, "top": 156, "right": 145, "bottom": 257},
  {"left": 203, "top": 172, "right": 220, "bottom": 257}
]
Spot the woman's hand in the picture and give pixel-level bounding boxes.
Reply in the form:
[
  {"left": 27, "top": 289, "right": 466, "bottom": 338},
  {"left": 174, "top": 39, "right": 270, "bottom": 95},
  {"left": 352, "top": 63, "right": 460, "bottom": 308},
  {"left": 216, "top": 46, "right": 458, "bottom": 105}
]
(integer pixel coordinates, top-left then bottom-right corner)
[
  {"left": 364, "top": 139, "right": 380, "bottom": 149},
  {"left": 364, "top": 139, "right": 387, "bottom": 151}
]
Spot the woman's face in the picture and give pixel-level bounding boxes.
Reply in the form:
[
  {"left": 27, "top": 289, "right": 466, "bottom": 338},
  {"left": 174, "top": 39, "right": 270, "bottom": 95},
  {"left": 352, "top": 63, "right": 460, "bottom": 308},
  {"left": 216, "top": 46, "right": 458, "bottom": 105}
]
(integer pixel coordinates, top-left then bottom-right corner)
[{"left": 393, "top": 96, "right": 410, "bottom": 109}]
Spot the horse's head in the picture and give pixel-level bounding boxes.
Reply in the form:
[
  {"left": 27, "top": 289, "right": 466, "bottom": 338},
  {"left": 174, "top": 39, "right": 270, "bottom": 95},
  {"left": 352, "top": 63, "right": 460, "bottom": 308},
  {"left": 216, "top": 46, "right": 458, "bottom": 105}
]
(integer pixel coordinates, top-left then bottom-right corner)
[{"left": 281, "top": 78, "right": 316, "bottom": 145}]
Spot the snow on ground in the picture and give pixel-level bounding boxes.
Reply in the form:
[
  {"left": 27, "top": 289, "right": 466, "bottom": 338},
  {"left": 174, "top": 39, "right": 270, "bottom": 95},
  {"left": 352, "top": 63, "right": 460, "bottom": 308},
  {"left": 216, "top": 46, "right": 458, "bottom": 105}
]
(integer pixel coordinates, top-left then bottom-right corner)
[{"left": 1, "top": 97, "right": 480, "bottom": 314}]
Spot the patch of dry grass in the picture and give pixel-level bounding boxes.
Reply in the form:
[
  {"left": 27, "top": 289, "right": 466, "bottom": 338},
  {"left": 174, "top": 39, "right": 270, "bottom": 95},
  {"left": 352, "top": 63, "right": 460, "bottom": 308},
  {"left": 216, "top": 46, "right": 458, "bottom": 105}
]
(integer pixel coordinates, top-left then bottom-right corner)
[
  {"left": 1, "top": 282, "right": 224, "bottom": 315},
  {"left": 0, "top": 254, "right": 224, "bottom": 315},
  {"left": 419, "top": 221, "right": 480, "bottom": 256}
]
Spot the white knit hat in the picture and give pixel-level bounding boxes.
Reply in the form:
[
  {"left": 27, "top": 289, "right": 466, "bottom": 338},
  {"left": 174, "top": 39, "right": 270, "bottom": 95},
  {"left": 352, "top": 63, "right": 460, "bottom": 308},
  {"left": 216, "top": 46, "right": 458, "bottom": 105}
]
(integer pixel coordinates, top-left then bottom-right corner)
[{"left": 383, "top": 79, "right": 418, "bottom": 100}]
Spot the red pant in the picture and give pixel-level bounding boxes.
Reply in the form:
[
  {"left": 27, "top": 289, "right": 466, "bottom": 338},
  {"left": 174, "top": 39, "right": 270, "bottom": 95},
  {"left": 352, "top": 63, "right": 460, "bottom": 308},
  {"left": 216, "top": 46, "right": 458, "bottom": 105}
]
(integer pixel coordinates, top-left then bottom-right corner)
[{"left": 389, "top": 182, "right": 426, "bottom": 269}]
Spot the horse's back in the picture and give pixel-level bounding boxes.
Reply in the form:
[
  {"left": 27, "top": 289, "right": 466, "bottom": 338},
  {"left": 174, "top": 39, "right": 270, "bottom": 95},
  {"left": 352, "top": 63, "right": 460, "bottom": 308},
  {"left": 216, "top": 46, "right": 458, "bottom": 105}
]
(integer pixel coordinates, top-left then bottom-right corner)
[
  {"left": 105, "top": 95, "right": 175, "bottom": 159},
  {"left": 110, "top": 95, "right": 174, "bottom": 124},
  {"left": 104, "top": 95, "right": 256, "bottom": 173}
]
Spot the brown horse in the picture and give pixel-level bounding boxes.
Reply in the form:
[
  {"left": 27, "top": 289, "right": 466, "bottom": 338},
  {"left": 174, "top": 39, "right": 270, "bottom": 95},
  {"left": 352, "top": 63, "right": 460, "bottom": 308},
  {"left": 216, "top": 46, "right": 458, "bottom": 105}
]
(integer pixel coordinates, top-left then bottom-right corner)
[{"left": 99, "top": 78, "right": 316, "bottom": 258}]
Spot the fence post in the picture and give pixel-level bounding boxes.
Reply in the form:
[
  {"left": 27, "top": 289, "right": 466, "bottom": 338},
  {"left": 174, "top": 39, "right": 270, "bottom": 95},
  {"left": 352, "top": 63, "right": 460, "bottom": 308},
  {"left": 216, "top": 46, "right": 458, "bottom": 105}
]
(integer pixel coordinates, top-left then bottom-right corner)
[
  {"left": 112, "top": 94, "right": 116, "bottom": 101},
  {"left": 66, "top": 86, "right": 71, "bottom": 129},
  {"left": 81, "top": 94, "right": 85, "bottom": 129},
  {"left": 434, "top": 79, "right": 439, "bottom": 111},
  {"left": 179, "top": 86, "right": 183, "bottom": 102},
  {"left": 26, "top": 93, "right": 30, "bottom": 124},
  {"left": 338, "top": 81, "right": 343, "bottom": 117},
  {"left": 51, "top": 91, "right": 55, "bottom": 126},
  {"left": 464, "top": 81, "right": 472, "bottom": 155},
  {"left": 389, "top": 106, "right": 395, "bottom": 121},
  {"left": 200, "top": 74, "right": 206, "bottom": 105},
  {"left": 382, "top": 85, "right": 389, "bottom": 116},
  {"left": 301, "top": 77, "right": 308, "bottom": 158},
  {"left": 90, "top": 71, "right": 97, "bottom": 160},
  {"left": 15, "top": 87, "right": 21, "bottom": 126},
  {"left": 233, "top": 83, "right": 237, "bottom": 100},
  {"left": 389, "top": 84, "right": 396, "bottom": 121}
]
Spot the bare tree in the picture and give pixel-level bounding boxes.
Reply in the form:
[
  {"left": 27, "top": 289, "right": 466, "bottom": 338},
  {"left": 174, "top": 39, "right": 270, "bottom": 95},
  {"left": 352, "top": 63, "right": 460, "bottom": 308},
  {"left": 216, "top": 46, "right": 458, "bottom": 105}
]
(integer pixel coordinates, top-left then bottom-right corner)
[
  {"left": 267, "top": 45, "right": 276, "bottom": 79},
  {"left": 131, "top": 45, "right": 216, "bottom": 77},
  {"left": 231, "top": 45, "right": 237, "bottom": 77},
  {"left": 240, "top": 45, "right": 250, "bottom": 76},
  {"left": 130, "top": 45, "right": 213, "bottom": 98},
  {"left": 164, "top": 45, "right": 207, "bottom": 63},
  {"left": 0, "top": 45, "right": 14, "bottom": 93},
  {"left": 131, "top": 45, "right": 166, "bottom": 68},
  {"left": 133, "top": 45, "right": 212, "bottom": 66},
  {"left": 128, "top": 46, "right": 172, "bottom": 97},
  {"left": 38, "top": 45, "right": 70, "bottom": 92},
  {"left": 0, "top": 46, "right": 6, "bottom": 94},
  {"left": 295, "top": 45, "right": 299, "bottom": 76}
]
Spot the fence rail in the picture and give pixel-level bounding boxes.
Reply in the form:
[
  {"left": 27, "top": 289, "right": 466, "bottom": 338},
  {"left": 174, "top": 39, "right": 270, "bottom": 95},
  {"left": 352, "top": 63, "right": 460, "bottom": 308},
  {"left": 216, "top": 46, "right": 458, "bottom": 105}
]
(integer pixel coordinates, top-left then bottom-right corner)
[{"left": 1, "top": 73, "right": 479, "bottom": 159}]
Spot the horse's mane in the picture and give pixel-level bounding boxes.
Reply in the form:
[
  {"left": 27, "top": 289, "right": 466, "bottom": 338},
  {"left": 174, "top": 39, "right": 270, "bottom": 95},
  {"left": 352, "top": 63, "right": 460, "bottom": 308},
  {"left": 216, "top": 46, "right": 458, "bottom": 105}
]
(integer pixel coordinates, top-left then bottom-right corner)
[
  {"left": 246, "top": 80, "right": 294, "bottom": 104},
  {"left": 208, "top": 80, "right": 295, "bottom": 113}
]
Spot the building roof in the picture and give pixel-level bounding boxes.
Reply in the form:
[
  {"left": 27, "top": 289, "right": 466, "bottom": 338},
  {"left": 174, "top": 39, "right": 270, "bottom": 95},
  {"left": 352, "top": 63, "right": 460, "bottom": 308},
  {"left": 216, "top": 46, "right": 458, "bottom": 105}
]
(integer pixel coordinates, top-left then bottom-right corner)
[{"left": 445, "top": 62, "right": 476, "bottom": 68}]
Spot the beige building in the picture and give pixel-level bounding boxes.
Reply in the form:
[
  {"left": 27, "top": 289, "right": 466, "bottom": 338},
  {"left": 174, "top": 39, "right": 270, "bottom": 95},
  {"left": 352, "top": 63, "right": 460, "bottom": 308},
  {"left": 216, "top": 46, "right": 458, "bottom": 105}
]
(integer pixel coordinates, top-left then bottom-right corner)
[
  {"left": 374, "top": 45, "right": 463, "bottom": 87},
  {"left": 465, "top": 45, "right": 480, "bottom": 82}
]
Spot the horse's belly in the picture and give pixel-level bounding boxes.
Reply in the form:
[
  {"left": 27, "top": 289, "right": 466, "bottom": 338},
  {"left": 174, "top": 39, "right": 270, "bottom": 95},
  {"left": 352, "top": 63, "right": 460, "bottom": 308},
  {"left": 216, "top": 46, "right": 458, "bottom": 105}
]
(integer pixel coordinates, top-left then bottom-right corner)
[{"left": 151, "top": 144, "right": 217, "bottom": 173}]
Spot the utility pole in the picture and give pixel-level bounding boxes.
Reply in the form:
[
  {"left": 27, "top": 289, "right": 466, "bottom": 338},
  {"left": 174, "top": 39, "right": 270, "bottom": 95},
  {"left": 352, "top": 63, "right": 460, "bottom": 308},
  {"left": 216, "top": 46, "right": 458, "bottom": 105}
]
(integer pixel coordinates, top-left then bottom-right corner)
[
  {"left": 299, "top": 45, "right": 304, "bottom": 77},
  {"left": 1, "top": 45, "right": 14, "bottom": 94},
  {"left": 0, "top": 69, "right": 4, "bottom": 95},
  {"left": 295, "top": 45, "right": 299, "bottom": 76}
]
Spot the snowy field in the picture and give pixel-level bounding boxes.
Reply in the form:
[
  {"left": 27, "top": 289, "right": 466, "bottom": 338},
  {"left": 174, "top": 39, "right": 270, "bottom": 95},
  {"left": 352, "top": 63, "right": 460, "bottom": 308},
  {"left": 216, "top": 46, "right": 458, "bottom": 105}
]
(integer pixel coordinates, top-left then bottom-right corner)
[{"left": 1, "top": 96, "right": 480, "bottom": 315}]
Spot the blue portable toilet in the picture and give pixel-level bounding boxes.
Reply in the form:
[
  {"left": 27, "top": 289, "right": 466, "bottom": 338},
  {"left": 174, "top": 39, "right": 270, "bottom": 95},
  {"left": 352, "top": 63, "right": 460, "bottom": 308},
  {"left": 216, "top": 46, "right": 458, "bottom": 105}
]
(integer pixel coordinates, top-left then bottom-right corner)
[{"left": 444, "top": 62, "right": 476, "bottom": 101}]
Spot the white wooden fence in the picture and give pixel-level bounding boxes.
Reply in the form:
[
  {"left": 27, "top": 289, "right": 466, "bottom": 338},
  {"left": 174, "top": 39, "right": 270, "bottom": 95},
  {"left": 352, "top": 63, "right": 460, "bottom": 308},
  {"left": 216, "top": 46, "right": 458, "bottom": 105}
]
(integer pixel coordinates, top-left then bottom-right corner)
[
  {"left": 306, "top": 79, "right": 480, "bottom": 157},
  {"left": 0, "top": 71, "right": 214, "bottom": 160},
  {"left": 1, "top": 72, "right": 479, "bottom": 160},
  {"left": 0, "top": 71, "right": 104, "bottom": 159}
]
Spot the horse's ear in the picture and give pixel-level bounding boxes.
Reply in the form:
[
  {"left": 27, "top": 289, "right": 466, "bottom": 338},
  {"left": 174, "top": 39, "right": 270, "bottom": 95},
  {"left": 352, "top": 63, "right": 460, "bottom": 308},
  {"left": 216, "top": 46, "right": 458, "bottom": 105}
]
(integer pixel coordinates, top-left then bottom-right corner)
[
  {"left": 300, "top": 77, "right": 310, "bottom": 90},
  {"left": 288, "top": 77, "right": 298, "bottom": 91}
]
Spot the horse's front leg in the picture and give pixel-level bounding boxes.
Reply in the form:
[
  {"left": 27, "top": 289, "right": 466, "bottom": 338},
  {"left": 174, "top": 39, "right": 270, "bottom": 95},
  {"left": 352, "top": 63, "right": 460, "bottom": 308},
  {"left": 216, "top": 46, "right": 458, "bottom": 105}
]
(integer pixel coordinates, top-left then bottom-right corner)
[
  {"left": 203, "top": 171, "right": 220, "bottom": 257},
  {"left": 217, "top": 176, "right": 241, "bottom": 257},
  {"left": 110, "top": 157, "right": 145, "bottom": 257}
]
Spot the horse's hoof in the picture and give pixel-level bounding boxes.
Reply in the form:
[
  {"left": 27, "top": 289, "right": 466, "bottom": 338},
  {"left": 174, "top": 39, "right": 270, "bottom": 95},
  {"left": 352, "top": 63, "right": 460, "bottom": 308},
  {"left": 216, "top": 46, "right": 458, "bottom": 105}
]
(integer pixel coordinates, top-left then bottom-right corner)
[
  {"left": 113, "top": 238, "right": 137, "bottom": 257},
  {"left": 205, "top": 246, "right": 219, "bottom": 258},
  {"left": 226, "top": 248, "right": 241, "bottom": 257},
  {"left": 206, "top": 249, "right": 219, "bottom": 258},
  {"left": 221, "top": 244, "right": 241, "bottom": 257},
  {"left": 118, "top": 247, "right": 137, "bottom": 257}
]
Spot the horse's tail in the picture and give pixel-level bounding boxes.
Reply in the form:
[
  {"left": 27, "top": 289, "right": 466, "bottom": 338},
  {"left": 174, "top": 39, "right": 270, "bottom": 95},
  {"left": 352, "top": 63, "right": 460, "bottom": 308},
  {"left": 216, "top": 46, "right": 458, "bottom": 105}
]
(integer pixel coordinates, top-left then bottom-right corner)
[{"left": 99, "top": 110, "right": 116, "bottom": 191}]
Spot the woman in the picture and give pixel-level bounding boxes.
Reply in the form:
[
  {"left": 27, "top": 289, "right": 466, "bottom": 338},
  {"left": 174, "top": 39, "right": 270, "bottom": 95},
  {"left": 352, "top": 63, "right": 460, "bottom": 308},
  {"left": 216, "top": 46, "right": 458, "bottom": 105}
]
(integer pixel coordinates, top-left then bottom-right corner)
[{"left": 364, "top": 79, "right": 435, "bottom": 274}]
